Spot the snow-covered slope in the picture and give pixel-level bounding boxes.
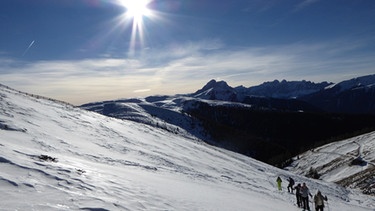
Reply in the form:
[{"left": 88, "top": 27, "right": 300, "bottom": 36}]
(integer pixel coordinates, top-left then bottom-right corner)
[
  {"left": 326, "top": 74, "right": 375, "bottom": 92},
  {"left": 81, "top": 95, "right": 253, "bottom": 143},
  {"left": 0, "top": 84, "right": 374, "bottom": 210},
  {"left": 80, "top": 96, "right": 212, "bottom": 141},
  {"left": 286, "top": 131, "right": 375, "bottom": 197}
]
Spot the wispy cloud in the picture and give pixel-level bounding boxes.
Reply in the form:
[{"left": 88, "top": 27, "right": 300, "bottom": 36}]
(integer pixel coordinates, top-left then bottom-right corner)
[{"left": 1, "top": 38, "right": 374, "bottom": 105}]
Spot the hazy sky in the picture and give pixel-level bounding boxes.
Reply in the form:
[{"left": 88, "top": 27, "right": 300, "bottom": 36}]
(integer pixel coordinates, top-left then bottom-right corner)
[{"left": 1, "top": 0, "right": 375, "bottom": 105}]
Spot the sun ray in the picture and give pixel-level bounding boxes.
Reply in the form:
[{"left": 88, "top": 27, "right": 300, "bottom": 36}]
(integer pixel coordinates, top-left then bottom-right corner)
[{"left": 116, "top": 0, "right": 153, "bottom": 55}]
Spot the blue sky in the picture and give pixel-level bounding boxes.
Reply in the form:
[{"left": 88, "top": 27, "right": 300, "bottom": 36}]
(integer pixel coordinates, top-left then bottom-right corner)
[{"left": 1, "top": 0, "right": 374, "bottom": 105}]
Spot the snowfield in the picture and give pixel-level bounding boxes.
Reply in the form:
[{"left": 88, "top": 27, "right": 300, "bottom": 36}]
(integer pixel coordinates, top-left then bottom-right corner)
[{"left": 0, "top": 84, "right": 374, "bottom": 210}]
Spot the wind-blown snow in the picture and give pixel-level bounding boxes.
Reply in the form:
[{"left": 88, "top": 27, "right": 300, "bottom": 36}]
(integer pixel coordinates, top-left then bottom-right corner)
[{"left": 0, "top": 85, "right": 374, "bottom": 210}]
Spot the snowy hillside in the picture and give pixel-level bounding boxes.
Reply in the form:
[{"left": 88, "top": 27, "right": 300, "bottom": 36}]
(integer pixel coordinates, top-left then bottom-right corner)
[
  {"left": 80, "top": 94, "right": 255, "bottom": 144},
  {"left": 80, "top": 96, "right": 214, "bottom": 141},
  {"left": 0, "top": 84, "right": 374, "bottom": 210},
  {"left": 286, "top": 131, "right": 375, "bottom": 196},
  {"left": 326, "top": 74, "right": 375, "bottom": 92}
]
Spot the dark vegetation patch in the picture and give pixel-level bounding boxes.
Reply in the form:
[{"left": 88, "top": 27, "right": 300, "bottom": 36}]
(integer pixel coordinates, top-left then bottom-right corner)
[
  {"left": 337, "top": 166, "right": 375, "bottom": 196},
  {"left": 76, "top": 169, "right": 86, "bottom": 174},
  {"left": 38, "top": 154, "right": 58, "bottom": 162},
  {"left": 186, "top": 101, "right": 375, "bottom": 167},
  {"left": 306, "top": 167, "right": 320, "bottom": 179}
]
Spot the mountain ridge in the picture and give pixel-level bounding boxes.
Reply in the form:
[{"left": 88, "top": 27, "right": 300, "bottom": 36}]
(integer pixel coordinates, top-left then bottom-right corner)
[
  {"left": 190, "top": 74, "right": 375, "bottom": 114},
  {"left": 301, "top": 74, "right": 375, "bottom": 114}
]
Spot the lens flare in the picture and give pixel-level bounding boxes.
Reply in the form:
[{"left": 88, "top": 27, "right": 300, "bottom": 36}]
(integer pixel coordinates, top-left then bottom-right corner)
[
  {"left": 125, "top": 0, "right": 151, "bottom": 19},
  {"left": 117, "top": 0, "right": 154, "bottom": 55}
]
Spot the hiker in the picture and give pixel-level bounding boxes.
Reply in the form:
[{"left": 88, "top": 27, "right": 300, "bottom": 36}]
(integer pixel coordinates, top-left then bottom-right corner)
[
  {"left": 294, "top": 183, "right": 302, "bottom": 208},
  {"left": 287, "top": 177, "right": 295, "bottom": 193},
  {"left": 314, "top": 190, "right": 328, "bottom": 211},
  {"left": 301, "top": 183, "right": 312, "bottom": 210},
  {"left": 276, "top": 176, "right": 282, "bottom": 191}
]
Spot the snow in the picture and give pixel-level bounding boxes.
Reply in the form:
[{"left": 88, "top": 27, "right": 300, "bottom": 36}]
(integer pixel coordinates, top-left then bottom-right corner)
[
  {"left": 0, "top": 84, "right": 374, "bottom": 210},
  {"left": 287, "top": 132, "right": 375, "bottom": 180},
  {"left": 286, "top": 131, "right": 375, "bottom": 207}
]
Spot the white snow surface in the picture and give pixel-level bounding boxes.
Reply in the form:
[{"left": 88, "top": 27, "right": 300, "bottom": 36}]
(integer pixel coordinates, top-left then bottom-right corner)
[
  {"left": 286, "top": 131, "right": 375, "bottom": 198},
  {"left": 0, "top": 85, "right": 374, "bottom": 211}
]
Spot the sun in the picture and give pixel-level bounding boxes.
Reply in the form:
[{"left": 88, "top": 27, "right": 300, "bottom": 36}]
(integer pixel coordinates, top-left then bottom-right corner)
[
  {"left": 125, "top": 0, "right": 151, "bottom": 20},
  {"left": 116, "top": 0, "right": 154, "bottom": 54},
  {"left": 118, "top": 0, "right": 152, "bottom": 21}
]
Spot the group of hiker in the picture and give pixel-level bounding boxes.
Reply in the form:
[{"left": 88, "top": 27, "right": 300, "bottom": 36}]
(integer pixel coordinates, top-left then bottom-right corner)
[{"left": 276, "top": 176, "right": 328, "bottom": 211}]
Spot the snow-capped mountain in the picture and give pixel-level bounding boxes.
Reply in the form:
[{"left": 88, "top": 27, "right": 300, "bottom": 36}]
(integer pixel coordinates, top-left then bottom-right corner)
[
  {"left": 190, "top": 75, "right": 375, "bottom": 114},
  {"left": 239, "top": 79, "right": 332, "bottom": 99},
  {"left": 192, "top": 79, "right": 238, "bottom": 101},
  {"left": 187, "top": 79, "right": 330, "bottom": 113},
  {"left": 191, "top": 79, "right": 331, "bottom": 103},
  {"left": 1, "top": 84, "right": 374, "bottom": 210}
]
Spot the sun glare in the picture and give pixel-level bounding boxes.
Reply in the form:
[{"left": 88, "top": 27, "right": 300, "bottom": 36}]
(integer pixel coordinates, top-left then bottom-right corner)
[
  {"left": 117, "top": 0, "right": 154, "bottom": 55},
  {"left": 125, "top": 0, "right": 151, "bottom": 19}
]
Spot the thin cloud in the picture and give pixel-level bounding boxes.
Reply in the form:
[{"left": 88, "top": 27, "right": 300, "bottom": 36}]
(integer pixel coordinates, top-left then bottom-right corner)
[{"left": 1, "top": 39, "right": 375, "bottom": 105}]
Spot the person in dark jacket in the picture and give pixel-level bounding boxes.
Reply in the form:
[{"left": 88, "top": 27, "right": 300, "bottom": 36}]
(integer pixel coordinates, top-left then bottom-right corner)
[
  {"left": 287, "top": 177, "right": 295, "bottom": 193},
  {"left": 301, "top": 183, "right": 312, "bottom": 210},
  {"left": 294, "top": 183, "right": 302, "bottom": 207}
]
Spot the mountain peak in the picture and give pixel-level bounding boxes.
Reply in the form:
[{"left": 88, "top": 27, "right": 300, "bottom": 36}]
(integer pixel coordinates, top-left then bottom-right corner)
[
  {"left": 201, "top": 79, "right": 231, "bottom": 91},
  {"left": 193, "top": 79, "right": 236, "bottom": 101}
]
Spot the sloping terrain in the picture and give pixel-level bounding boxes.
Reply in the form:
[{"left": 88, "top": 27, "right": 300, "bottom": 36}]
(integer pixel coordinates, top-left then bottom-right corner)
[
  {"left": 286, "top": 131, "right": 375, "bottom": 196},
  {"left": 1, "top": 85, "right": 374, "bottom": 210}
]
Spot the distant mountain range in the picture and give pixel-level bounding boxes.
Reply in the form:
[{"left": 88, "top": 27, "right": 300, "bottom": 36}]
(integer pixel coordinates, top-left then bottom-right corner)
[
  {"left": 82, "top": 74, "right": 375, "bottom": 115},
  {"left": 193, "top": 79, "right": 331, "bottom": 101},
  {"left": 190, "top": 74, "right": 375, "bottom": 114}
]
